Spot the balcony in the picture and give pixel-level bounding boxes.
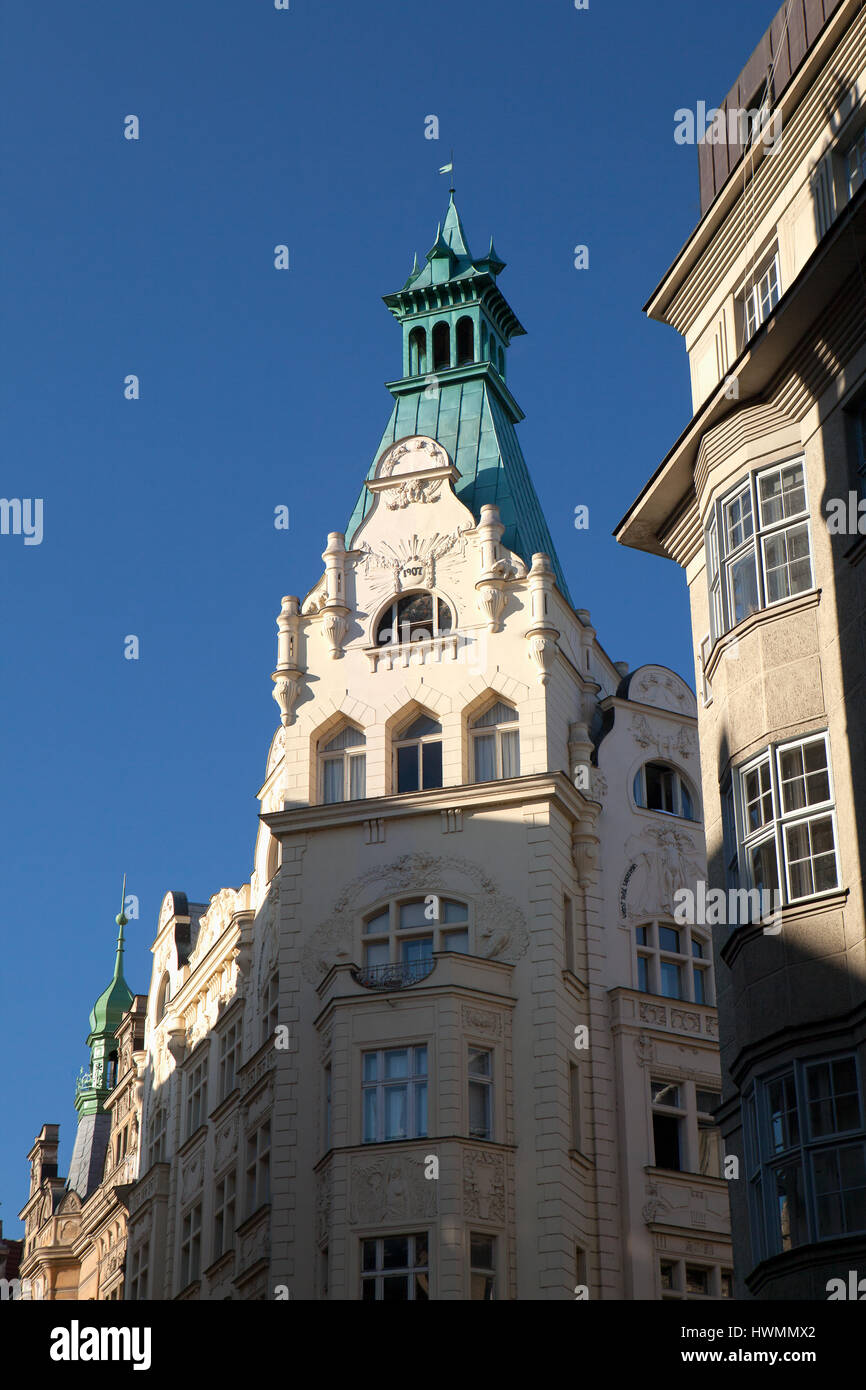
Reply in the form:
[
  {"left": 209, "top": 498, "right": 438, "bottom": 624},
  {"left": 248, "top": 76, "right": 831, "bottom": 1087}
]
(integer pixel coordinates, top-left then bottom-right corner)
[{"left": 350, "top": 959, "right": 437, "bottom": 990}]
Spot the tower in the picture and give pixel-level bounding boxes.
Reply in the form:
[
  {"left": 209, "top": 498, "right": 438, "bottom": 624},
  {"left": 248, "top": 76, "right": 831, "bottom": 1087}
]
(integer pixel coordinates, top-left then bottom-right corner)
[{"left": 129, "top": 194, "right": 729, "bottom": 1301}]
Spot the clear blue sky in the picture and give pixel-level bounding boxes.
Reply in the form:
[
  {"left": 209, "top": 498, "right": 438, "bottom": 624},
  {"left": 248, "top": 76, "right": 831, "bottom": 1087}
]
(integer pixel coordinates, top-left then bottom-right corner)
[{"left": 0, "top": 0, "right": 776, "bottom": 1232}]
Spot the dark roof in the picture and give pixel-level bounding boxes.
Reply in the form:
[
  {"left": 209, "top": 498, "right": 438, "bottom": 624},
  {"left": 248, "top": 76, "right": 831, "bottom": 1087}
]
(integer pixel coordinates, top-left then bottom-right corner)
[{"left": 698, "top": 0, "right": 847, "bottom": 215}]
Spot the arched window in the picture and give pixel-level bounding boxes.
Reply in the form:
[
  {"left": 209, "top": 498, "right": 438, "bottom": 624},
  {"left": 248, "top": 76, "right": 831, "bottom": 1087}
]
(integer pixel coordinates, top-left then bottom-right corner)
[
  {"left": 376, "top": 591, "right": 453, "bottom": 647},
  {"left": 394, "top": 713, "right": 442, "bottom": 792},
  {"left": 471, "top": 702, "right": 519, "bottom": 781},
  {"left": 488, "top": 334, "right": 498, "bottom": 367},
  {"left": 456, "top": 316, "right": 474, "bottom": 365},
  {"left": 320, "top": 725, "right": 366, "bottom": 803},
  {"left": 498, "top": 345, "right": 505, "bottom": 376},
  {"left": 363, "top": 897, "right": 470, "bottom": 969},
  {"left": 156, "top": 973, "right": 171, "bottom": 1022},
  {"left": 432, "top": 321, "right": 451, "bottom": 371},
  {"left": 635, "top": 920, "right": 713, "bottom": 1004},
  {"left": 633, "top": 762, "right": 697, "bottom": 821},
  {"left": 408, "top": 326, "right": 427, "bottom": 376},
  {"left": 107, "top": 1051, "right": 118, "bottom": 1089},
  {"left": 481, "top": 322, "right": 488, "bottom": 361}
]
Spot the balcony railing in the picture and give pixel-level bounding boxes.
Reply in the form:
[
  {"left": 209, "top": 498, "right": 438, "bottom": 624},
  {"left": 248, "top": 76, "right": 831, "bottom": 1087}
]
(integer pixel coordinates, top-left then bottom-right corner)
[{"left": 351, "top": 959, "right": 436, "bottom": 990}]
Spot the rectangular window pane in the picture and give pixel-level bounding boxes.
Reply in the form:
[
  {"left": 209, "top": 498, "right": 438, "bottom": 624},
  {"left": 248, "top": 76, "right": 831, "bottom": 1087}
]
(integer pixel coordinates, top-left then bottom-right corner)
[
  {"left": 422, "top": 739, "right": 443, "bottom": 789},
  {"left": 728, "top": 549, "right": 760, "bottom": 624},
  {"left": 384, "top": 1085, "right": 408, "bottom": 1140},
  {"left": 660, "top": 960, "right": 683, "bottom": 999},
  {"left": 397, "top": 744, "right": 419, "bottom": 793},
  {"left": 750, "top": 837, "right": 779, "bottom": 895},
  {"left": 763, "top": 523, "right": 812, "bottom": 603},
  {"left": 500, "top": 729, "right": 520, "bottom": 778},
  {"left": 653, "top": 1113, "right": 681, "bottom": 1170},
  {"left": 773, "top": 1160, "right": 807, "bottom": 1251},
  {"left": 637, "top": 955, "right": 649, "bottom": 991},
  {"left": 443, "top": 928, "right": 469, "bottom": 953},
  {"left": 384, "top": 1050, "right": 409, "bottom": 1080},
  {"left": 349, "top": 754, "right": 366, "bottom": 800},
  {"left": 473, "top": 734, "right": 496, "bottom": 783},
  {"left": 322, "top": 758, "right": 343, "bottom": 804},
  {"left": 469, "top": 1081, "right": 491, "bottom": 1139},
  {"left": 658, "top": 926, "right": 681, "bottom": 953}
]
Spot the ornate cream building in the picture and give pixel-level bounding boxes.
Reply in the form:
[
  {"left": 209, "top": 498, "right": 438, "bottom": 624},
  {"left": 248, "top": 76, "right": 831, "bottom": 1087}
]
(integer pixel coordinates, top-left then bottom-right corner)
[
  {"left": 618, "top": 0, "right": 866, "bottom": 1299},
  {"left": 118, "top": 194, "right": 730, "bottom": 1300}
]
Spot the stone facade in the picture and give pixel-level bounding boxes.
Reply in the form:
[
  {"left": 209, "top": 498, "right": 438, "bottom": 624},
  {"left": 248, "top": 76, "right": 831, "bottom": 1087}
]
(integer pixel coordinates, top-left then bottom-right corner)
[{"left": 618, "top": 0, "right": 866, "bottom": 1300}]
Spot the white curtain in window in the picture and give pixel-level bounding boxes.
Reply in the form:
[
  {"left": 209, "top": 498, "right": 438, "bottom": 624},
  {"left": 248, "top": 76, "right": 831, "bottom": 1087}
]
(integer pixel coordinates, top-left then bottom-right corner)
[
  {"left": 501, "top": 729, "right": 520, "bottom": 778},
  {"left": 474, "top": 734, "right": 496, "bottom": 782},
  {"left": 349, "top": 754, "right": 366, "bottom": 800},
  {"left": 323, "top": 759, "right": 343, "bottom": 804}
]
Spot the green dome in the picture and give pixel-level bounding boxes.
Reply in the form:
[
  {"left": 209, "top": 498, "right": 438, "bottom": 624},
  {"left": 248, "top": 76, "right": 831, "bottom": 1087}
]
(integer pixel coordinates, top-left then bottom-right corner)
[{"left": 87, "top": 910, "right": 133, "bottom": 1039}]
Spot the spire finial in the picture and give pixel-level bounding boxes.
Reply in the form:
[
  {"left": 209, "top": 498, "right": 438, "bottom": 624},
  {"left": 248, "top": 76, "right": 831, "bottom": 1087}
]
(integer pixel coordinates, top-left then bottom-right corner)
[{"left": 114, "top": 873, "right": 128, "bottom": 976}]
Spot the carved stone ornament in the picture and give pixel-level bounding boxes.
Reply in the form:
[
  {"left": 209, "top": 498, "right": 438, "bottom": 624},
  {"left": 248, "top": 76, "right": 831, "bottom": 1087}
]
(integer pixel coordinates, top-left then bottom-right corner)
[
  {"left": 272, "top": 673, "right": 303, "bottom": 727},
  {"left": 267, "top": 726, "right": 287, "bottom": 775},
  {"left": 634, "top": 1034, "right": 656, "bottom": 1067},
  {"left": 358, "top": 527, "right": 471, "bottom": 598},
  {"left": 349, "top": 1153, "right": 437, "bottom": 1225},
  {"left": 377, "top": 436, "right": 448, "bottom": 478},
  {"left": 385, "top": 477, "right": 444, "bottom": 509},
  {"left": 526, "top": 631, "right": 558, "bottom": 685},
  {"left": 320, "top": 609, "right": 349, "bottom": 660},
  {"left": 629, "top": 665, "right": 697, "bottom": 717},
  {"left": 620, "top": 827, "right": 705, "bottom": 921},
  {"left": 463, "top": 1149, "right": 506, "bottom": 1223},
  {"left": 180, "top": 1147, "right": 204, "bottom": 1204},
  {"left": 631, "top": 714, "right": 697, "bottom": 762},
  {"left": 214, "top": 1116, "right": 238, "bottom": 1170},
  {"left": 642, "top": 1183, "right": 673, "bottom": 1225},
  {"left": 190, "top": 886, "right": 248, "bottom": 967},
  {"left": 476, "top": 582, "right": 508, "bottom": 632},
  {"left": 301, "top": 853, "right": 529, "bottom": 984},
  {"left": 461, "top": 1005, "right": 502, "bottom": 1037}
]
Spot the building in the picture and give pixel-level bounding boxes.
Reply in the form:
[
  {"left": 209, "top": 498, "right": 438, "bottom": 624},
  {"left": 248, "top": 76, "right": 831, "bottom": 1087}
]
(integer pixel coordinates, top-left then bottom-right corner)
[
  {"left": 125, "top": 191, "right": 730, "bottom": 1301},
  {"left": 617, "top": 0, "right": 866, "bottom": 1299},
  {"left": 18, "top": 911, "right": 147, "bottom": 1300}
]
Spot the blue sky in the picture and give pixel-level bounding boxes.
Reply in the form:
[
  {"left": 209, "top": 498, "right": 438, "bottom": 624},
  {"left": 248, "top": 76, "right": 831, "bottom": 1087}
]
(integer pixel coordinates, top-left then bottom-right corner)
[{"left": 0, "top": 0, "right": 776, "bottom": 1231}]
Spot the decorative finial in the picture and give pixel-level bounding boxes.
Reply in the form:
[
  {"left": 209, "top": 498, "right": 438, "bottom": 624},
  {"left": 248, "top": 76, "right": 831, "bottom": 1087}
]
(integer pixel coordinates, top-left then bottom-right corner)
[{"left": 116, "top": 871, "right": 129, "bottom": 929}]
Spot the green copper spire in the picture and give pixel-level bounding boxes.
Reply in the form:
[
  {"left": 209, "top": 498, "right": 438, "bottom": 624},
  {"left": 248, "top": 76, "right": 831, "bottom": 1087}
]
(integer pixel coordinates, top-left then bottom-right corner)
[{"left": 347, "top": 194, "right": 572, "bottom": 602}]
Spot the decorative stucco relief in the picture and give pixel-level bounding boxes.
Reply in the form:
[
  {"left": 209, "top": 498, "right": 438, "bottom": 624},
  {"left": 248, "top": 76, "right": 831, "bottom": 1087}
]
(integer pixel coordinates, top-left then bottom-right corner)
[
  {"left": 463, "top": 1149, "right": 506, "bottom": 1223},
  {"left": 620, "top": 828, "right": 704, "bottom": 921},
  {"left": 631, "top": 714, "right": 697, "bottom": 762},
  {"left": 349, "top": 1153, "right": 437, "bottom": 1225},
  {"left": 301, "top": 852, "right": 529, "bottom": 984}
]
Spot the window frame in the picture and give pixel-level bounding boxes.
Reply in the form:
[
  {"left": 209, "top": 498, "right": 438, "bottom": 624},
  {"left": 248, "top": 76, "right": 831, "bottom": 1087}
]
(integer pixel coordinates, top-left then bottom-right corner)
[
  {"left": 212, "top": 1168, "right": 236, "bottom": 1261},
  {"left": 745, "top": 1054, "right": 866, "bottom": 1258},
  {"left": 179, "top": 1201, "right": 202, "bottom": 1289},
  {"left": 245, "top": 1120, "right": 271, "bottom": 1218},
  {"left": 739, "top": 247, "right": 781, "bottom": 344},
  {"left": 360, "top": 1231, "right": 430, "bottom": 1301},
  {"left": 362, "top": 896, "right": 471, "bottom": 967},
  {"left": 375, "top": 591, "right": 454, "bottom": 648},
  {"left": 635, "top": 920, "right": 714, "bottom": 1005},
  {"left": 468, "top": 1046, "right": 494, "bottom": 1141},
  {"left": 217, "top": 1019, "right": 242, "bottom": 1103},
  {"left": 184, "top": 1054, "right": 208, "bottom": 1139},
  {"left": 319, "top": 724, "right": 367, "bottom": 805},
  {"left": 705, "top": 457, "right": 814, "bottom": 646},
  {"left": 470, "top": 701, "right": 520, "bottom": 783},
  {"left": 362, "top": 1044, "right": 428, "bottom": 1145},
  {"left": 734, "top": 732, "right": 840, "bottom": 907},
  {"left": 633, "top": 761, "right": 699, "bottom": 822}
]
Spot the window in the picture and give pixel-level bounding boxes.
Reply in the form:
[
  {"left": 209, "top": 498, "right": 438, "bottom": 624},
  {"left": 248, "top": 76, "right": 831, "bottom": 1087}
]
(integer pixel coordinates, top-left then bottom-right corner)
[
  {"left": 468, "top": 1048, "right": 493, "bottom": 1140},
  {"left": 847, "top": 129, "right": 866, "bottom": 197},
  {"left": 569, "top": 1064, "right": 583, "bottom": 1151},
  {"left": 408, "top": 326, "right": 427, "bottom": 376},
  {"left": 699, "top": 635, "right": 712, "bottom": 706},
  {"left": 213, "top": 1170, "right": 236, "bottom": 1260},
  {"left": 363, "top": 897, "right": 470, "bottom": 969},
  {"left": 394, "top": 714, "right": 443, "bottom": 793},
  {"left": 469, "top": 1233, "right": 496, "bottom": 1300},
  {"left": 706, "top": 459, "right": 813, "bottom": 643},
  {"left": 320, "top": 725, "right": 366, "bottom": 804},
  {"left": 660, "top": 1261, "right": 734, "bottom": 1299},
  {"left": 363, "top": 1046, "right": 427, "bottom": 1143},
  {"left": 218, "top": 1021, "right": 242, "bottom": 1102},
  {"left": 652, "top": 1079, "right": 683, "bottom": 1171},
  {"left": 128, "top": 1242, "right": 149, "bottom": 1301},
  {"left": 377, "top": 592, "right": 453, "bottom": 647},
  {"left": 179, "top": 1203, "right": 202, "bottom": 1288},
  {"left": 697, "top": 1089, "right": 723, "bottom": 1178},
  {"left": 745, "top": 1056, "right": 865, "bottom": 1258},
  {"left": 245, "top": 1121, "right": 271, "bottom": 1216},
  {"left": 736, "top": 733, "right": 839, "bottom": 904},
  {"left": 155, "top": 973, "right": 171, "bottom": 1022},
  {"left": 741, "top": 249, "right": 781, "bottom": 342},
  {"left": 633, "top": 762, "right": 697, "bottom": 820},
  {"left": 149, "top": 1106, "right": 166, "bottom": 1167},
  {"left": 456, "top": 316, "right": 474, "bottom": 365},
  {"left": 361, "top": 1233, "right": 429, "bottom": 1301},
  {"left": 261, "top": 971, "right": 279, "bottom": 1047},
  {"left": 185, "top": 1056, "right": 207, "bottom": 1138},
  {"left": 432, "top": 321, "right": 450, "bottom": 371},
  {"left": 324, "top": 1064, "right": 331, "bottom": 1150},
  {"left": 471, "top": 701, "right": 519, "bottom": 781},
  {"left": 635, "top": 922, "right": 713, "bottom": 1004}
]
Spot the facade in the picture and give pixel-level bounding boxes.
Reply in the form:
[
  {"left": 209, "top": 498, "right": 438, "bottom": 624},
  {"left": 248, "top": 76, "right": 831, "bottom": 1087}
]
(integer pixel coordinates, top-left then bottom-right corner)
[
  {"left": 18, "top": 914, "right": 147, "bottom": 1301},
  {"left": 617, "top": 0, "right": 866, "bottom": 1299},
  {"left": 125, "top": 193, "right": 730, "bottom": 1300}
]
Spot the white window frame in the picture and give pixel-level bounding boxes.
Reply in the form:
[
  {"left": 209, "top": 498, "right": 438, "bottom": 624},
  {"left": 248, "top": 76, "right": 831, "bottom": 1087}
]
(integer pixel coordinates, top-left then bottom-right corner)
[
  {"left": 261, "top": 970, "right": 279, "bottom": 1047},
  {"left": 362, "top": 1045, "right": 428, "bottom": 1144},
  {"left": 362, "top": 896, "right": 471, "bottom": 968},
  {"left": 179, "top": 1202, "right": 202, "bottom": 1288},
  {"left": 245, "top": 1120, "right": 271, "bottom": 1217},
  {"left": 740, "top": 248, "right": 781, "bottom": 343},
  {"left": 185, "top": 1055, "right": 207, "bottom": 1139},
  {"left": 360, "top": 1232, "right": 430, "bottom": 1301},
  {"left": 470, "top": 702, "right": 520, "bottom": 782},
  {"left": 393, "top": 714, "right": 443, "bottom": 793},
  {"left": 212, "top": 1168, "right": 236, "bottom": 1260},
  {"left": 735, "top": 732, "right": 840, "bottom": 906},
  {"left": 468, "top": 1047, "right": 494, "bottom": 1140},
  {"left": 217, "top": 1020, "right": 242, "bottom": 1103},
  {"left": 376, "top": 591, "right": 453, "bottom": 647},
  {"left": 320, "top": 724, "right": 366, "bottom": 804},
  {"left": 847, "top": 128, "right": 866, "bottom": 198},
  {"left": 636, "top": 920, "right": 714, "bottom": 1005},
  {"left": 705, "top": 457, "right": 814, "bottom": 645}
]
